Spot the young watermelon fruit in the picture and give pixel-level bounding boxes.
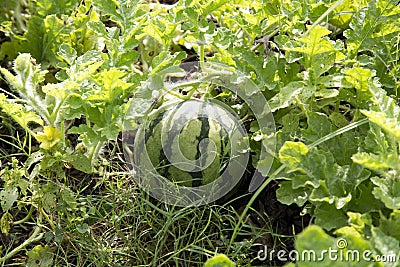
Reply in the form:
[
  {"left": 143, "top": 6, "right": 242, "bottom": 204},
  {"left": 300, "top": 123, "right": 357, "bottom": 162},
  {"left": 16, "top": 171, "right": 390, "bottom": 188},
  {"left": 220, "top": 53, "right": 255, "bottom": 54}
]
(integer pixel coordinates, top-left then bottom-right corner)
[{"left": 143, "top": 102, "right": 231, "bottom": 187}]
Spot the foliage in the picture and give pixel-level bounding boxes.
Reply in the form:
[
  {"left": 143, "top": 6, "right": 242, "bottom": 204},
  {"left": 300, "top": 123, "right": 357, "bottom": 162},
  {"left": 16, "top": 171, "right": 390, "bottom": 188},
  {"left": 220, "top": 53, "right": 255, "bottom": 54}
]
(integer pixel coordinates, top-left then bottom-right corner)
[
  {"left": 0, "top": 0, "right": 400, "bottom": 265},
  {"left": 204, "top": 254, "right": 235, "bottom": 267}
]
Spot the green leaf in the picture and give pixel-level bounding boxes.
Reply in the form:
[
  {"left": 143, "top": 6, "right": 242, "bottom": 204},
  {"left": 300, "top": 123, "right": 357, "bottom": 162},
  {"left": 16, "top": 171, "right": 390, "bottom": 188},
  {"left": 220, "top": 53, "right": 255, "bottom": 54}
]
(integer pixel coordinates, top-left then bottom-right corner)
[
  {"left": 329, "top": 0, "right": 358, "bottom": 29},
  {"left": 0, "top": 53, "right": 54, "bottom": 126},
  {"left": 276, "top": 180, "right": 310, "bottom": 206},
  {"left": 20, "top": 14, "right": 72, "bottom": 66},
  {"left": 348, "top": 212, "right": 372, "bottom": 230},
  {"left": 76, "top": 223, "right": 88, "bottom": 234},
  {"left": 333, "top": 228, "right": 380, "bottom": 267},
  {"left": 295, "top": 225, "right": 347, "bottom": 266},
  {"left": 370, "top": 227, "right": 399, "bottom": 267},
  {"left": 150, "top": 51, "right": 186, "bottom": 75},
  {"left": 1, "top": 53, "right": 47, "bottom": 95},
  {"left": 68, "top": 124, "right": 103, "bottom": 147},
  {"left": 26, "top": 245, "right": 53, "bottom": 267},
  {"left": 0, "top": 188, "right": 18, "bottom": 212},
  {"left": 90, "top": 68, "right": 132, "bottom": 101},
  {"left": 361, "top": 110, "right": 400, "bottom": 141},
  {"left": 278, "top": 136, "right": 370, "bottom": 221},
  {"left": 69, "top": 154, "right": 92, "bottom": 174},
  {"left": 60, "top": 186, "right": 77, "bottom": 209},
  {"left": 380, "top": 210, "right": 400, "bottom": 240},
  {"left": 369, "top": 86, "right": 400, "bottom": 117},
  {"left": 57, "top": 43, "right": 77, "bottom": 65},
  {"left": 302, "top": 111, "right": 358, "bottom": 165},
  {"left": 280, "top": 143, "right": 338, "bottom": 192},
  {"left": 281, "top": 113, "right": 300, "bottom": 135},
  {"left": 41, "top": 192, "right": 56, "bottom": 212},
  {"left": 87, "top": 21, "right": 108, "bottom": 37},
  {"left": 329, "top": 111, "right": 350, "bottom": 128},
  {"left": 343, "top": 0, "right": 398, "bottom": 59},
  {"left": 125, "top": 98, "right": 153, "bottom": 121},
  {"left": 302, "top": 111, "right": 336, "bottom": 142},
  {"left": 285, "top": 25, "right": 345, "bottom": 81},
  {"left": 371, "top": 176, "right": 400, "bottom": 209},
  {"left": 315, "top": 88, "right": 339, "bottom": 99},
  {"left": 35, "top": 0, "right": 79, "bottom": 17},
  {"left": 269, "top": 81, "right": 305, "bottom": 112},
  {"left": 310, "top": 181, "right": 350, "bottom": 209},
  {"left": 347, "top": 182, "right": 383, "bottom": 213},
  {"left": 116, "top": 50, "right": 139, "bottom": 67},
  {"left": 92, "top": 0, "right": 123, "bottom": 27},
  {"left": 314, "top": 203, "right": 348, "bottom": 231}
]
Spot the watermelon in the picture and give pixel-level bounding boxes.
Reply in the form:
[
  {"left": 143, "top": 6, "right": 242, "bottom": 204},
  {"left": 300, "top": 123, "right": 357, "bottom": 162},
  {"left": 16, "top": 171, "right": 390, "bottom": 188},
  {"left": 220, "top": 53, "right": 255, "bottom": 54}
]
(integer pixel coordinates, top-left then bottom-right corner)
[
  {"left": 131, "top": 99, "right": 251, "bottom": 205},
  {"left": 140, "top": 100, "right": 231, "bottom": 187}
]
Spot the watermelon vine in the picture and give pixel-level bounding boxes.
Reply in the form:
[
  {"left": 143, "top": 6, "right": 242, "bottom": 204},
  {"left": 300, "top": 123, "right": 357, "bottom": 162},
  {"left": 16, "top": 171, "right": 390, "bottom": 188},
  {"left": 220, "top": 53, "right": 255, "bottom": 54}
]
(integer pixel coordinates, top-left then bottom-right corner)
[{"left": 0, "top": 0, "right": 400, "bottom": 266}]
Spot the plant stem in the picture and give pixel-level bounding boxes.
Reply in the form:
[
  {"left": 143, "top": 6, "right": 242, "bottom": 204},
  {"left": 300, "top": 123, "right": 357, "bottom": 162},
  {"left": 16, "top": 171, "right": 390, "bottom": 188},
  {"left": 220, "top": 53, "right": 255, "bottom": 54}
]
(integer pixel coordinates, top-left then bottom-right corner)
[
  {"left": 89, "top": 140, "right": 103, "bottom": 166},
  {"left": 305, "top": 0, "right": 345, "bottom": 36},
  {"left": 199, "top": 45, "right": 206, "bottom": 71},
  {"left": 13, "top": 205, "right": 34, "bottom": 225},
  {"left": 308, "top": 118, "right": 368, "bottom": 149},
  {"left": 227, "top": 118, "right": 369, "bottom": 252},
  {"left": 40, "top": 208, "right": 56, "bottom": 230},
  {"left": 227, "top": 165, "right": 284, "bottom": 253},
  {"left": 0, "top": 213, "right": 43, "bottom": 262}
]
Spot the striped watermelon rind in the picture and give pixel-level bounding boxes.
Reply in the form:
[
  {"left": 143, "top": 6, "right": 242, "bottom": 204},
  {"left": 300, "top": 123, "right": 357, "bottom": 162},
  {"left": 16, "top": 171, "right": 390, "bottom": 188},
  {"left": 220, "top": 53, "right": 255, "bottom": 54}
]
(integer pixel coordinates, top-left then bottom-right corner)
[
  {"left": 133, "top": 98, "right": 250, "bottom": 207},
  {"left": 143, "top": 100, "right": 230, "bottom": 187}
]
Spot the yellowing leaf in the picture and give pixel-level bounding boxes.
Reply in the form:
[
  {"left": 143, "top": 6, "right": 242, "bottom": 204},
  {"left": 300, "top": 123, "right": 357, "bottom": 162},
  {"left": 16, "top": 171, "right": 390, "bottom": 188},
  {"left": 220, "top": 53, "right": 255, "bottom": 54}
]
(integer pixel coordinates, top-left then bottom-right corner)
[
  {"left": 0, "top": 212, "right": 13, "bottom": 235},
  {"left": 343, "top": 67, "right": 373, "bottom": 91},
  {"left": 371, "top": 23, "right": 400, "bottom": 38},
  {"left": 204, "top": 254, "right": 235, "bottom": 267},
  {"left": 279, "top": 141, "right": 308, "bottom": 169},
  {"left": 330, "top": 0, "right": 358, "bottom": 29},
  {"left": 335, "top": 51, "right": 346, "bottom": 61},
  {"left": 242, "top": 13, "right": 259, "bottom": 25},
  {"left": 102, "top": 68, "right": 131, "bottom": 91},
  {"left": 293, "top": 26, "right": 334, "bottom": 56},
  {"left": 361, "top": 110, "right": 400, "bottom": 141},
  {"left": 35, "top": 126, "right": 63, "bottom": 150},
  {"left": 41, "top": 83, "right": 68, "bottom": 99},
  {"left": 89, "top": 68, "right": 131, "bottom": 101},
  {"left": 352, "top": 151, "right": 397, "bottom": 171},
  {"left": 0, "top": 96, "right": 44, "bottom": 129},
  {"left": 306, "top": 25, "right": 332, "bottom": 40}
]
